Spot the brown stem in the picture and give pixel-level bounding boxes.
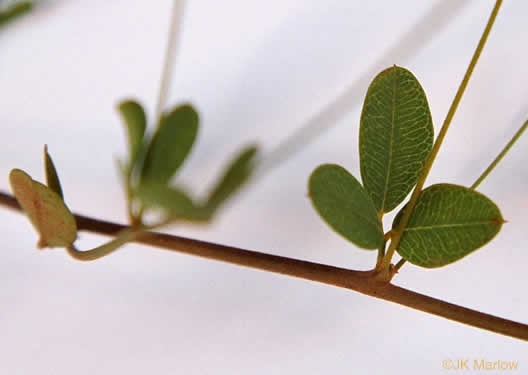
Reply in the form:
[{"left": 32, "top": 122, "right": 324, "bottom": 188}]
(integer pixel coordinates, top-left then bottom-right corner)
[{"left": 1, "top": 190, "right": 527, "bottom": 341}]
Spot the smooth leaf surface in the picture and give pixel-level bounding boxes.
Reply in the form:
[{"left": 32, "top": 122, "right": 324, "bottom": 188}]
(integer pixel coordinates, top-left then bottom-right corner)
[
  {"left": 394, "top": 184, "right": 503, "bottom": 268},
  {"left": 9, "top": 169, "right": 77, "bottom": 248},
  {"left": 360, "top": 66, "right": 433, "bottom": 214},
  {"left": 117, "top": 100, "right": 146, "bottom": 172},
  {"left": 205, "top": 146, "right": 258, "bottom": 213},
  {"left": 309, "top": 164, "right": 384, "bottom": 249},
  {"left": 137, "top": 183, "right": 208, "bottom": 221},
  {"left": 44, "top": 145, "right": 64, "bottom": 199},
  {"left": 141, "top": 104, "right": 198, "bottom": 185}
]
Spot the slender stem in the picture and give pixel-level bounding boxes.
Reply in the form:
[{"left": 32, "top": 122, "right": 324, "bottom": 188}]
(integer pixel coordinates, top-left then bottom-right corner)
[
  {"left": 376, "top": 243, "right": 385, "bottom": 266},
  {"left": 1, "top": 190, "right": 527, "bottom": 341},
  {"left": 377, "top": 0, "right": 503, "bottom": 278},
  {"left": 66, "top": 218, "right": 175, "bottom": 261},
  {"left": 125, "top": 183, "right": 136, "bottom": 224},
  {"left": 394, "top": 258, "right": 406, "bottom": 271},
  {"left": 67, "top": 228, "right": 141, "bottom": 261},
  {"left": 376, "top": 231, "right": 392, "bottom": 265},
  {"left": 471, "top": 119, "right": 528, "bottom": 190},
  {"left": 153, "top": 0, "right": 186, "bottom": 125},
  {"left": 126, "top": 0, "right": 185, "bottom": 224}
]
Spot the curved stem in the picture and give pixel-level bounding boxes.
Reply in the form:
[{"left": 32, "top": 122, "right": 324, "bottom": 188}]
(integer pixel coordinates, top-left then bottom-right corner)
[
  {"left": 66, "top": 218, "right": 175, "bottom": 261},
  {"left": 67, "top": 228, "right": 141, "bottom": 261},
  {"left": 377, "top": 0, "right": 503, "bottom": 279},
  {"left": 471, "top": 119, "right": 528, "bottom": 190},
  {"left": 1, "top": 190, "right": 527, "bottom": 341}
]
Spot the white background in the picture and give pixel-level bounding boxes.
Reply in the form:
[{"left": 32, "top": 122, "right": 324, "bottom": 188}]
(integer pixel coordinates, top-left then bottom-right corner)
[{"left": 1, "top": 1, "right": 527, "bottom": 374}]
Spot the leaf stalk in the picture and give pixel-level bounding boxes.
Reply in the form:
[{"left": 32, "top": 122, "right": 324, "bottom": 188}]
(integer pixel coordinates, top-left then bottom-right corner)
[{"left": 376, "top": 0, "right": 503, "bottom": 280}]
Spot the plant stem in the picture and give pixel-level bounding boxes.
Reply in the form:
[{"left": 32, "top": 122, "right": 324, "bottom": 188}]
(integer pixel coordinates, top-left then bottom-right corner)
[
  {"left": 1, "top": 190, "right": 527, "bottom": 341},
  {"left": 394, "top": 258, "right": 406, "bottom": 271},
  {"left": 153, "top": 0, "right": 186, "bottom": 125},
  {"left": 471, "top": 119, "right": 528, "bottom": 190},
  {"left": 377, "top": 0, "right": 503, "bottom": 279},
  {"left": 66, "top": 218, "right": 175, "bottom": 261},
  {"left": 67, "top": 227, "right": 141, "bottom": 261}
]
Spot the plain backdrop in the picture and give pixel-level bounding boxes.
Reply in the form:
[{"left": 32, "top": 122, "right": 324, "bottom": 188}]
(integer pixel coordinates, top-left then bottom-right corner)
[{"left": 1, "top": 1, "right": 527, "bottom": 374}]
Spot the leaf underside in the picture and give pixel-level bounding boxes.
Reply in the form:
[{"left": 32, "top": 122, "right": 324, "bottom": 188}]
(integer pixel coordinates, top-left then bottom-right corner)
[
  {"left": 309, "top": 164, "right": 384, "bottom": 250},
  {"left": 9, "top": 169, "right": 77, "bottom": 248},
  {"left": 360, "top": 66, "right": 434, "bottom": 214},
  {"left": 394, "top": 184, "right": 503, "bottom": 268}
]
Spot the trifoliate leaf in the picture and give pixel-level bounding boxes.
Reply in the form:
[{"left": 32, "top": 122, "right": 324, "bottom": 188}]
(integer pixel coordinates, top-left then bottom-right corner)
[
  {"left": 360, "top": 66, "right": 434, "bottom": 214},
  {"left": 394, "top": 184, "right": 504, "bottom": 268},
  {"left": 309, "top": 164, "right": 384, "bottom": 249},
  {"left": 9, "top": 169, "right": 77, "bottom": 248}
]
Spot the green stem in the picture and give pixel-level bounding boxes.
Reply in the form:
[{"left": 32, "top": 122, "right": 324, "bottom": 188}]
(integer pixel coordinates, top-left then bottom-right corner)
[
  {"left": 377, "top": 243, "right": 385, "bottom": 266},
  {"left": 471, "top": 119, "right": 528, "bottom": 190},
  {"left": 377, "top": 0, "right": 503, "bottom": 280},
  {"left": 67, "top": 219, "right": 174, "bottom": 261},
  {"left": 376, "top": 231, "right": 392, "bottom": 265},
  {"left": 67, "top": 227, "right": 142, "bottom": 261},
  {"left": 153, "top": 0, "right": 186, "bottom": 125}
]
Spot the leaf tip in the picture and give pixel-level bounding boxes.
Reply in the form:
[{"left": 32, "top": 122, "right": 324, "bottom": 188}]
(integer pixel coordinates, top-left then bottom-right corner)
[
  {"left": 491, "top": 217, "right": 506, "bottom": 225},
  {"left": 9, "top": 168, "right": 30, "bottom": 188}
]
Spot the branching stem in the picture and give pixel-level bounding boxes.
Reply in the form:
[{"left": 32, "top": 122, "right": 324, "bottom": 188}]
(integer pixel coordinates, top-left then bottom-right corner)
[
  {"left": 377, "top": 0, "right": 503, "bottom": 279},
  {"left": 0, "top": 190, "right": 527, "bottom": 341}
]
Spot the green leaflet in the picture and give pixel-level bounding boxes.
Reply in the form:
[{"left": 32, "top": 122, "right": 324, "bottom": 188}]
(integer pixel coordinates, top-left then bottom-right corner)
[
  {"left": 117, "top": 100, "right": 147, "bottom": 176},
  {"left": 359, "top": 66, "right": 433, "bottom": 214},
  {"left": 44, "top": 145, "right": 64, "bottom": 200},
  {"left": 9, "top": 169, "right": 77, "bottom": 248},
  {"left": 309, "top": 164, "right": 384, "bottom": 250},
  {"left": 136, "top": 183, "right": 209, "bottom": 222},
  {"left": 205, "top": 146, "right": 258, "bottom": 213},
  {"left": 141, "top": 104, "right": 198, "bottom": 185},
  {"left": 394, "top": 184, "right": 503, "bottom": 268},
  {"left": 0, "top": 1, "right": 32, "bottom": 27}
]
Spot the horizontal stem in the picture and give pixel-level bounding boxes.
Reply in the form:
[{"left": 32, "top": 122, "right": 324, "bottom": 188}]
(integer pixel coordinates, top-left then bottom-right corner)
[{"left": 1, "top": 190, "right": 527, "bottom": 341}]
